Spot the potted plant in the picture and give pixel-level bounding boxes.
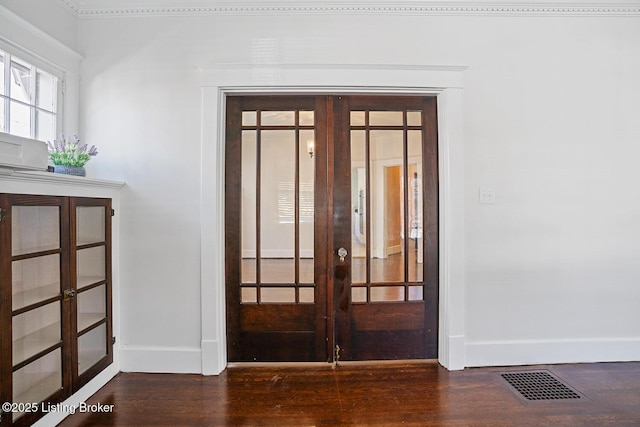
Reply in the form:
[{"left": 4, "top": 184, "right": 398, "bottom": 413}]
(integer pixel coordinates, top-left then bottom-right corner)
[{"left": 47, "top": 133, "right": 98, "bottom": 177}]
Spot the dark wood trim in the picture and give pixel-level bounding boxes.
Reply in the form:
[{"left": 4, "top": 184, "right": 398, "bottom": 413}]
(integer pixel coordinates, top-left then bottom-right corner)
[
  {"left": 332, "top": 95, "right": 353, "bottom": 360},
  {"left": 224, "top": 96, "right": 243, "bottom": 361},
  {"left": 0, "top": 194, "right": 13, "bottom": 424},
  {"left": 314, "top": 96, "right": 330, "bottom": 362},
  {"left": 422, "top": 96, "right": 439, "bottom": 359}
]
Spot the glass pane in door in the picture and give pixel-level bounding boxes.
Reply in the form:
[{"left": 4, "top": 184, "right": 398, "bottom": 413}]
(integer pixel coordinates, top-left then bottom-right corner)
[
  {"left": 76, "top": 206, "right": 106, "bottom": 245},
  {"left": 370, "top": 130, "right": 404, "bottom": 284},
  {"left": 299, "top": 129, "right": 315, "bottom": 284},
  {"left": 239, "top": 107, "right": 317, "bottom": 305},
  {"left": 11, "top": 206, "right": 59, "bottom": 256},
  {"left": 260, "top": 129, "right": 295, "bottom": 284},
  {"left": 12, "top": 254, "right": 60, "bottom": 311},
  {"left": 12, "top": 301, "right": 61, "bottom": 365},
  {"left": 78, "top": 323, "right": 107, "bottom": 374},
  {"left": 350, "top": 130, "right": 367, "bottom": 284},
  {"left": 13, "top": 349, "right": 62, "bottom": 421},
  {"left": 407, "top": 130, "right": 424, "bottom": 283},
  {"left": 241, "top": 130, "right": 257, "bottom": 284}
]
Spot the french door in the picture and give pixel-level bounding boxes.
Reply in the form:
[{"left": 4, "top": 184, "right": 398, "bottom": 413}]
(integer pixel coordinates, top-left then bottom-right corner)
[{"left": 225, "top": 95, "right": 438, "bottom": 362}]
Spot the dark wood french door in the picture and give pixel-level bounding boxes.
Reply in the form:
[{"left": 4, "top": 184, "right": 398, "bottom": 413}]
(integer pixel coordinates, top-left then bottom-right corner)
[{"left": 225, "top": 95, "right": 438, "bottom": 362}]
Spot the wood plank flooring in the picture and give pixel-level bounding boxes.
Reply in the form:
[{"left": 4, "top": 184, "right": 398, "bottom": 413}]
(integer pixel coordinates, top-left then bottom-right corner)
[{"left": 59, "top": 361, "right": 640, "bottom": 426}]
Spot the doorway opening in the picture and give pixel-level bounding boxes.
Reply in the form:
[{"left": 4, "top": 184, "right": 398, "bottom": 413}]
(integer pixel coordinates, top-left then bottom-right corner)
[{"left": 225, "top": 95, "right": 438, "bottom": 362}]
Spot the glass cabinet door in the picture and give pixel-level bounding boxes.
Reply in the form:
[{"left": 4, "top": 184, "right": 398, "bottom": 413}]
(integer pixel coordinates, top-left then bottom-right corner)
[
  {"left": 72, "top": 199, "right": 112, "bottom": 383},
  {"left": 1, "top": 196, "right": 69, "bottom": 425}
]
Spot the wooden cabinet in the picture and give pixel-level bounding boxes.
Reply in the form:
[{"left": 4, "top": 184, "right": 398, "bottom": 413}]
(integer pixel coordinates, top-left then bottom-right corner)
[{"left": 0, "top": 194, "right": 113, "bottom": 427}]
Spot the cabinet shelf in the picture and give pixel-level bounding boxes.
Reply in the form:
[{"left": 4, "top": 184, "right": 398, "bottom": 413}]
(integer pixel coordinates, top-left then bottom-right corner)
[
  {"left": 12, "top": 246, "right": 60, "bottom": 260},
  {"left": 12, "top": 323, "right": 61, "bottom": 366},
  {"left": 12, "top": 372, "right": 62, "bottom": 421},
  {"left": 77, "top": 275, "right": 106, "bottom": 290},
  {"left": 78, "top": 350, "right": 107, "bottom": 375},
  {"left": 78, "top": 313, "right": 106, "bottom": 333},
  {"left": 77, "top": 240, "right": 106, "bottom": 249},
  {"left": 12, "top": 282, "right": 61, "bottom": 312}
]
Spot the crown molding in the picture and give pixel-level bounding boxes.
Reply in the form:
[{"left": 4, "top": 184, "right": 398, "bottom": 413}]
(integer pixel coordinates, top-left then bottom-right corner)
[
  {"left": 59, "top": 1, "right": 640, "bottom": 19},
  {"left": 56, "top": 0, "right": 80, "bottom": 17}
]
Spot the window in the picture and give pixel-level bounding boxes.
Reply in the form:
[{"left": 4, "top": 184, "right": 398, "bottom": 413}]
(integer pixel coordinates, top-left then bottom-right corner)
[{"left": 0, "top": 48, "right": 60, "bottom": 142}]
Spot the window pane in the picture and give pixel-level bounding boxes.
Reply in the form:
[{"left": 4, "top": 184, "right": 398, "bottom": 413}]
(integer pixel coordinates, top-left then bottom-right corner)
[
  {"left": 36, "top": 110, "right": 55, "bottom": 142},
  {"left": 10, "top": 100, "right": 31, "bottom": 138},
  {"left": 36, "top": 70, "right": 56, "bottom": 112},
  {"left": 0, "top": 100, "right": 5, "bottom": 133},
  {"left": 0, "top": 53, "right": 5, "bottom": 96},
  {"left": 10, "top": 59, "right": 32, "bottom": 103}
]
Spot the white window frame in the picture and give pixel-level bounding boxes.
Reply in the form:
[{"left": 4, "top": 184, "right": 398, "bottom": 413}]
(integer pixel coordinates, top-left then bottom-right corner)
[{"left": 0, "top": 38, "right": 64, "bottom": 143}]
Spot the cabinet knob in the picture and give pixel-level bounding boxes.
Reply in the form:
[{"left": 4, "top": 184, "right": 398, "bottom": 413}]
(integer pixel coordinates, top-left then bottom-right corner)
[{"left": 64, "top": 289, "right": 76, "bottom": 300}]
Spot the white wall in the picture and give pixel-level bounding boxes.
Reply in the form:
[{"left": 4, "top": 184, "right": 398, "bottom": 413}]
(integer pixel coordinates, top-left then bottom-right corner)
[{"left": 6, "top": 3, "right": 636, "bottom": 372}]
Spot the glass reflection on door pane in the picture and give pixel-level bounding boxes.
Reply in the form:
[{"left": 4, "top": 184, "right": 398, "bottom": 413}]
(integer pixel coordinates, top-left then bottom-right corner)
[
  {"left": 241, "top": 130, "right": 257, "bottom": 283},
  {"left": 407, "top": 111, "right": 422, "bottom": 126},
  {"left": 260, "top": 130, "right": 295, "bottom": 283},
  {"left": 369, "top": 111, "right": 403, "bottom": 126},
  {"left": 242, "top": 111, "right": 257, "bottom": 126},
  {"left": 407, "top": 130, "right": 424, "bottom": 283},
  {"left": 299, "top": 111, "right": 314, "bottom": 126},
  {"left": 350, "top": 111, "right": 365, "bottom": 126},
  {"left": 299, "top": 129, "right": 315, "bottom": 284},
  {"left": 370, "top": 130, "right": 404, "bottom": 283},
  {"left": 350, "top": 130, "right": 366, "bottom": 284},
  {"left": 261, "top": 111, "right": 295, "bottom": 126}
]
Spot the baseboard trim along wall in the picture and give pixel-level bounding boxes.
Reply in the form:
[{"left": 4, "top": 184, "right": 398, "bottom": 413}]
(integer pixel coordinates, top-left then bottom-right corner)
[
  {"left": 120, "top": 346, "right": 203, "bottom": 374},
  {"left": 465, "top": 338, "right": 640, "bottom": 367},
  {"left": 33, "top": 364, "right": 119, "bottom": 427}
]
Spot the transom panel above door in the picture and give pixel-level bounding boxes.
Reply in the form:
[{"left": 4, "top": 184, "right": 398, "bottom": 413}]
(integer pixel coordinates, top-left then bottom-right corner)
[{"left": 225, "top": 95, "right": 438, "bottom": 362}]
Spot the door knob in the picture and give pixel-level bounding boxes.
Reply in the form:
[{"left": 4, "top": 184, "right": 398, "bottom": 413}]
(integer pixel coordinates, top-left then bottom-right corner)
[{"left": 337, "top": 247, "right": 348, "bottom": 262}]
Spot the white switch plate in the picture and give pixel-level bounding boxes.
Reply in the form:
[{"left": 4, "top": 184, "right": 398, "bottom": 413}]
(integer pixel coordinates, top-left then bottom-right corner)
[{"left": 479, "top": 187, "right": 496, "bottom": 204}]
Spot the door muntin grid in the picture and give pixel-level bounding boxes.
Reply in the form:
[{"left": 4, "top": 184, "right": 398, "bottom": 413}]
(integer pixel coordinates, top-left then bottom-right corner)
[
  {"left": 240, "top": 110, "right": 316, "bottom": 304},
  {"left": 350, "top": 110, "right": 426, "bottom": 303}
]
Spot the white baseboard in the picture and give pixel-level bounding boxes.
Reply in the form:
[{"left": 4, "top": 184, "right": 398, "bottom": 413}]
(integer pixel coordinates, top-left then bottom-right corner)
[
  {"left": 440, "top": 334, "right": 465, "bottom": 370},
  {"left": 120, "top": 345, "right": 202, "bottom": 374},
  {"left": 33, "top": 364, "right": 119, "bottom": 427},
  {"left": 466, "top": 337, "right": 640, "bottom": 367}
]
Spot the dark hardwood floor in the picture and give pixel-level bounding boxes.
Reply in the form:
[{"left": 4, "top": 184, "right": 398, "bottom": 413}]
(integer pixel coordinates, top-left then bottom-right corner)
[{"left": 59, "top": 361, "right": 640, "bottom": 426}]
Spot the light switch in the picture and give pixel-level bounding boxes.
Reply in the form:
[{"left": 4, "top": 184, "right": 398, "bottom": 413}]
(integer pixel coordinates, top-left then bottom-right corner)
[{"left": 479, "top": 187, "right": 496, "bottom": 204}]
